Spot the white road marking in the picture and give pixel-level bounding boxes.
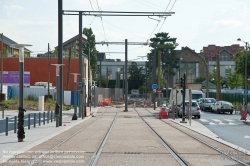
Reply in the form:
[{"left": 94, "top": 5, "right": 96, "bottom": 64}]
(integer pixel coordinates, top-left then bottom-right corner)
[
  {"left": 244, "top": 135, "right": 250, "bottom": 138},
  {"left": 199, "top": 119, "right": 209, "bottom": 122}
]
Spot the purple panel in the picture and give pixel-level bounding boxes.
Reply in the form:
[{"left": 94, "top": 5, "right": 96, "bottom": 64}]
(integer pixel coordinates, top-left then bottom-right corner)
[{"left": 0, "top": 71, "right": 30, "bottom": 86}]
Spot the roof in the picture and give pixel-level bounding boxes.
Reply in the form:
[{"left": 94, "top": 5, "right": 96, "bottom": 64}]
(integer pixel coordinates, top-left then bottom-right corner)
[
  {"left": 0, "top": 33, "right": 31, "bottom": 52},
  {"left": 54, "top": 34, "right": 87, "bottom": 49},
  {"left": 201, "top": 80, "right": 216, "bottom": 89}
]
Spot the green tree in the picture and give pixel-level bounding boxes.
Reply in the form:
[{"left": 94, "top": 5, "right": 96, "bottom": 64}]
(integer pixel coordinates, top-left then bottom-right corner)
[
  {"left": 82, "top": 28, "right": 98, "bottom": 74},
  {"left": 233, "top": 49, "right": 250, "bottom": 87},
  {"left": 128, "top": 62, "right": 145, "bottom": 92},
  {"left": 147, "top": 32, "right": 179, "bottom": 88},
  {"left": 195, "top": 76, "right": 206, "bottom": 83},
  {"left": 228, "top": 72, "right": 243, "bottom": 89}
]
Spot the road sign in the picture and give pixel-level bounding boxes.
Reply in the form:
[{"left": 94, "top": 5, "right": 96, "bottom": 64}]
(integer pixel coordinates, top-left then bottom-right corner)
[
  {"left": 152, "top": 84, "right": 158, "bottom": 89},
  {"left": 157, "top": 89, "right": 162, "bottom": 93},
  {"left": 243, "top": 89, "right": 248, "bottom": 95}
]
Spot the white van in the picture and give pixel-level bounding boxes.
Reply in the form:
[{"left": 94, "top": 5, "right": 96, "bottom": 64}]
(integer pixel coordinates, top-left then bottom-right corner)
[{"left": 169, "top": 89, "right": 204, "bottom": 107}]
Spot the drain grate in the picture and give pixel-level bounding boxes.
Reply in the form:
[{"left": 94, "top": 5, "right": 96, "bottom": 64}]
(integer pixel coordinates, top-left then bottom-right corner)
[{"left": 123, "top": 152, "right": 143, "bottom": 154}]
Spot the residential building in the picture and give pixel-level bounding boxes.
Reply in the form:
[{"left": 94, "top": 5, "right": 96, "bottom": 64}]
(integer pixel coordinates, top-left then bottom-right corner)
[
  {"left": 0, "top": 33, "right": 31, "bottom": 57},
  {"left": 201, "top": 44, "right": 244, "bottom": 79}
]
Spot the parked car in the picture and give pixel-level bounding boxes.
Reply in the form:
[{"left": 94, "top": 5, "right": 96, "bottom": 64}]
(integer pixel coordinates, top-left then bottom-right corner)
[
  {"left": 178, "top": 100, "right": 201, "bottom": 119},
  {"left": 197, "top": 98, "right": 204, "bottom": 107},
  {"left": 199, "top": 98, "right": 216, "bottom": 111},
  {"left": 211, "top": 101, "right": 234, "bottom": 114}
]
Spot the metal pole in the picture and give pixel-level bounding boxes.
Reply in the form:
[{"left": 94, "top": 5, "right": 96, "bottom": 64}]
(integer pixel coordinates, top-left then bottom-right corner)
[
  {"left": 106, "top": 67, "right": 108, "bottom": 88},
  {"left": 34, "top": 113, "right": 36, "bottom": 128},
  {"left": 2, "top": 104, "right": 4, "bottom": 119},
  {"left": 43, "top": 112, "right": 45, "bottom": 125},
  {"left": 19, "top": 61, "right": 24, "bottom": 109},
  {"left": 79, "top": 11, "right": 83, "bottom": 119},
  {"left": 28, "top": 114, "right": 30, "bottom": 129},
  {"left": 39, "top": 112, "right": 41, "bottom": 126},
  {"left": 1, "top": 33, "right": 3, "bottom": 94},
  {"left": 83, "top": 80, "right": 86, "bottom": 117},
  {"left": 99, "top": 61, "right": 102, "bottom": 87},
  {"left": 5, "top": 117, "right": 8, "bottom": 136},
  {"left": 56, "top": 74, "right": 60, "bottom": 126},
  {"left": 124, "top": 39, "right": 128, "bottom": 112},
  {"left": 47, "top": 111, "right": 49, "bottom": 123},
  {"left": 93, "top": 81, "right": 97, "bottom": 107},
  {"left": 123, "top": 66, "right": 125, "bottom": 99},
  {"left": 206, "top": 58, "right": 209, "bottom": 98},
  {"left": 14, "top": 116, "right": 17, "bottom": 133},
  {"left": 72, "top": 81, "right": 77, "bottom": 120},
  {"left": 58, "top": 0, "right": 63, "bottom": 126},
  {"left": 152, "top": 43, "right": 156, "bottom": 110},
  {"left": 245, "top": 42, "right": 248, "bottom": 116},
  {"left": 88, "top": 44, "right": 91, "bottom": 112}
]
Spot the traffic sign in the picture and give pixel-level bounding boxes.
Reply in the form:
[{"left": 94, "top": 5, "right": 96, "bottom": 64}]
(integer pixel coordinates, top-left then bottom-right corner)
[
  {"left": 243, "top": 89, "right": 248, "bottom": 95},
  {"left": 152, "top": 84, "right": 158, "bottom": 89},
  {"left": 157, "top": 89, "right": 162, "bottom": 93}
]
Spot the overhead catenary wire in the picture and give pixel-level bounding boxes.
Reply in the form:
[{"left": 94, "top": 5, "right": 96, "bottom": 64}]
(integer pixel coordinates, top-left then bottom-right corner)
[{"left": 157, "top": 0, "right": 177, "bottom": 33}]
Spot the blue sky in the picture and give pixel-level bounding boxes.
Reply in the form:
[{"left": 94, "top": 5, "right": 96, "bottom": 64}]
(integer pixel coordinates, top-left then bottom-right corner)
[{"left": 0, "top": 0, "right": 249, "bottom": 60}]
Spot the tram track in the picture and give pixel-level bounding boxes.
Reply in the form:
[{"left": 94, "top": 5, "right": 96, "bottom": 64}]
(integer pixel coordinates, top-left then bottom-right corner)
[
  {"left": 133, "top": 107, "right": 188, "bottom": 166},
  {"left": 143, "top": 107, "right": 250, "bottom": 165}
]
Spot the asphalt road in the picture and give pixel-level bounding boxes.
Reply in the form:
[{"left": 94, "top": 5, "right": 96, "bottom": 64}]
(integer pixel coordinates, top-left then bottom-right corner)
[{"left": 194, "top": 110, "right": 250, "bottom": 151}]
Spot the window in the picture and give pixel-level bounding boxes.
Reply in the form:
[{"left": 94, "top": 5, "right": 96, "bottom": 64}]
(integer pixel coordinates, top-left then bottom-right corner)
[{"left": 225, "top": 66, "right": 231, "bottom": 74}]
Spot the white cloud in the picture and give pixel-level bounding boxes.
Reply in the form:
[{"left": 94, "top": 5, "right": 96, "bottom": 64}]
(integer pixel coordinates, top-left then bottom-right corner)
[
  {"left": 220, "top": 8, "right": 227, "bottom": 13},
  {"left": 3, "top": 3, "right": 24, "bottom": 17},
  {"left": 209, "top": 19, "right": 244, "bottom": 32}
]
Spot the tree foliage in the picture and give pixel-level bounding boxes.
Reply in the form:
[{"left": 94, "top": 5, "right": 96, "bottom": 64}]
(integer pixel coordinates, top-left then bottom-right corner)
[
  {"left": 147, "top": 32, "right": 179, "bottom": 88},
  {"left": 228, "top": 72, "right": 243, "bottom": 89},
  {"left": 128, "top": 62, "right": 145, "bottom": 92},
  {"left": 82, "top": 27, "right": 98, "bottom": 73},
  {"left": 233, "top": 49, "right": 250, "bottom": 88}
]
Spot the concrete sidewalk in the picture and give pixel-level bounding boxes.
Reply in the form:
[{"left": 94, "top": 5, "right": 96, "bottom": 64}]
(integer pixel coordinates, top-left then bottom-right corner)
[{"left": 0, "top": 107, "right": 98, "bottom": 164}]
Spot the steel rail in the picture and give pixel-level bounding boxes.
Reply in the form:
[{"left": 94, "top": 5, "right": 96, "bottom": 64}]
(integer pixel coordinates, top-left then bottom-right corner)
[
  {"left": 134, "top": 108, "right": 188, "bottom": 166},
  {"left": 90, "top": 112, "right": 118, "bottom": 166},
  {"left": 24, "top": 108, "right": 108, "bottom": 166},
  {"left": 144, "top": 108, "right": 250, "bottom": 166}
]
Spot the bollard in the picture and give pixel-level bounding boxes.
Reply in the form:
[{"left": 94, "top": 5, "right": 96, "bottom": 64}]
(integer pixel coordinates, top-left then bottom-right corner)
[
  {"left": 43, "top": 112, "right": 45, "bottom": 125},
  {"left": 34, "top": 113, "right": 36, "bottom": 128},
  {"left": 39, "top": 112, "right": 41, "bottom": 126},
  {"left": 2, "top": 104, "right": 4, "bottom": 119},
  {"left": 47, "top": 111, "right": 49, "bottom": 124},
  {"left": 14, "top": 116, "right": 17, "bottom": 133},
  {"left": 51, "top": 111, "right": 53, "bottom": 122},
  {"left": 5, "top": 117, "right": 8, "bottom": 136},
  {"left": 28, "top": 114, "right": 30, "bottom": 129}
]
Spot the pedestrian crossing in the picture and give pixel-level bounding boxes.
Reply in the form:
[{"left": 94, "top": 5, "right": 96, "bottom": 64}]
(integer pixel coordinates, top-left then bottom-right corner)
[{"left": 196, "top": 118, "right": 244, "bottom": 125}]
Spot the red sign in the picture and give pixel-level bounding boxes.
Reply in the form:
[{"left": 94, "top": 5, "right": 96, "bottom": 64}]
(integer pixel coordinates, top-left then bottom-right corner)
[{"left": 157, "top": 89, "right": 162, "bottom": 93}]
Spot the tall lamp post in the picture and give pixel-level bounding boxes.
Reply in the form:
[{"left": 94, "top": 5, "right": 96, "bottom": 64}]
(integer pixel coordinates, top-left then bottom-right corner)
[
  {"left": 84, "top": 41, "right": 91, "bottom": 112},
  {"left": 237, "top": 38, "right": 249, "bottom": 114},
  {"left": 71, "top": 73, "right": 80, "bottom": 120},
  {"left": 12, "top": 44, "right": 32, "bottom": 142},
  {"left": 82, "top": 78, "right": 87, "bottom": 118},
  {"left": 178, "top": 57, "right": 183, "bottom": 88},
  {"left": 51, "top": 64, "right": 64, "bottom": 126}
]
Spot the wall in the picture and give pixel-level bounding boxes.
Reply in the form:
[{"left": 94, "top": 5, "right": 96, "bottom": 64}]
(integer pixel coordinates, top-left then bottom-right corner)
[{"left": 1, "top": 58, "right": 86, "bottom": 91}]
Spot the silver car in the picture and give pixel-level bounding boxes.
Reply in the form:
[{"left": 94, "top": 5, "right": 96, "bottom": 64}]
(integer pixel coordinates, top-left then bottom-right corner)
[
  {"left": 178, "top": 101, "right": 201, "bottom": 119},
  {"left": 199, "top": 98, "right": 216, "bottom": 111},
  {"left": 211, "top": 101, "right": 234, "bottom": 114}
]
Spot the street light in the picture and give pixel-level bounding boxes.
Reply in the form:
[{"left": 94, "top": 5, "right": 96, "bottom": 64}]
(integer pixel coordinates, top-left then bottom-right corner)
[
  {"left": 51, "top": 64, "right": 64, "bottom": 126},
  {"left": 237, "top": 38, "right": 249, "bottom": 114},
  {"left": 12, "top": 44, "right": 32, "bottom": 142},
  {"left": 71, "top": 73, "right": 80, "bottom": 120},
  {"left": 84, "top": 41, "right": 91, "bottom": 113},
  {"left": 179, "top": 57, "right": 183, "bottom": 88}
]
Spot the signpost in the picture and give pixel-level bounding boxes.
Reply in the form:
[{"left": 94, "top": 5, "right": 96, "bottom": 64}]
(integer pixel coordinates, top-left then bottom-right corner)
[
  {"left": 157, "top": 89, "right": 162, "bottom": 93},
  {"left": 152, "top": 84, "right": 158, "bottom": 90}
]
